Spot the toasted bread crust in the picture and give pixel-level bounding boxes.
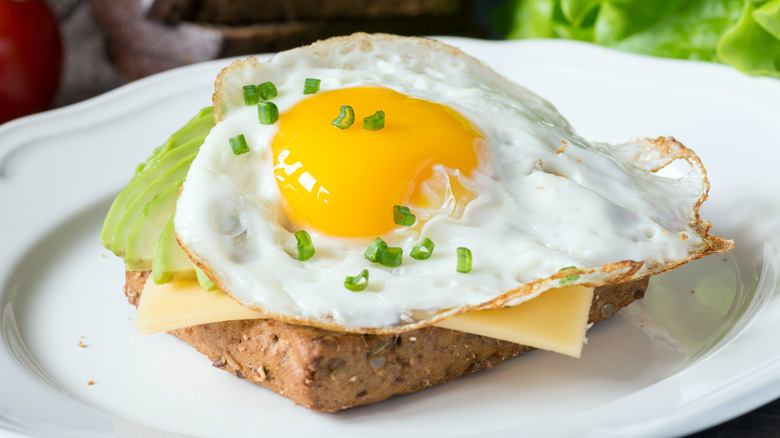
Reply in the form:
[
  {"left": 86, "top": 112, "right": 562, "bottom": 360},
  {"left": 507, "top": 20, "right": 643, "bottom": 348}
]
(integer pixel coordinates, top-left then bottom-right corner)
[{"left": 125, "top": 270, "right": 648, "bottom": 411}]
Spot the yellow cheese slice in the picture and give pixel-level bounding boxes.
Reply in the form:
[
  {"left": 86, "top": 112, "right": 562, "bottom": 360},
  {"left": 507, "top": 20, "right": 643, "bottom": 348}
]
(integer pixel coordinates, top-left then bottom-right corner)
[
  {"left": 434, "top": 285, "right": 594, "bottom": 358},
  {"left": 135, "top": 277, "right": 265, "bottom": 335},
  {"left": 136, "top": 277, "right": 594, "bottom": 357}
]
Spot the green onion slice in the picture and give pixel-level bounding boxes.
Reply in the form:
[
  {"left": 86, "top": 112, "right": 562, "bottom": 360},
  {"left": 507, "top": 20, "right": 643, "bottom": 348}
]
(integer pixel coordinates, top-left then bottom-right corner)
[
  {"left": 258, "top": 101, "right": 279, "bottom": 124},
  {"left": 456, "top": 247, "right": 472, "bottom": 273},
  {"left": 242, "top": 85, "right": 259, "bottom": 105},
  {"left": 229, "top": 134, "right": 250, "bottom": 155},
  {"left": 377, "top": 246, "right": 403, "bottom": 267},
  {"left": 303, "top": 78, "right": 321, "bottom": 94},
  {"left": 558, "top": 266, "right": 580, "bottom": 285},
  {"left": 258, "top": 81, "right": 278, "bottom": 100},
  {"left": 331, "top": 105, "right": 355, "bottom": 129},
  {"left": 410, "top": 238, "right": 434, "bottom": 260},
  {"left": 364, "top": 237, "right": 387, "bottom": 262},
  {"left": 363, "top": 110, "right": 385, "bottom": 130},
  {"left": 344, "top": 269, "right": 369, "bottom": 291},
  {"left": 295, "top": 230, "right": 315, "bottom": 261},
  {"left": 393, "top": 205, "right": 416, "bottom": 226}
]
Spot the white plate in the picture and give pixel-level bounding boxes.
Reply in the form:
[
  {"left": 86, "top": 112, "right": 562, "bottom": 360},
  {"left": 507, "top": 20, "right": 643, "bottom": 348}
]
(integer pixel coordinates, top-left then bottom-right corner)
[{"left": 1, "top": 37, "right": 779, "bottom": 438}]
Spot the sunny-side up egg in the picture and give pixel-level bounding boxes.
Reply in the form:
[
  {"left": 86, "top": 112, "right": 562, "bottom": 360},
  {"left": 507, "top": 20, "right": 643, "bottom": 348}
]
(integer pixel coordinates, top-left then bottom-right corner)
[{"left": 174, "top": 34, "right": 731, "bottom": 332}]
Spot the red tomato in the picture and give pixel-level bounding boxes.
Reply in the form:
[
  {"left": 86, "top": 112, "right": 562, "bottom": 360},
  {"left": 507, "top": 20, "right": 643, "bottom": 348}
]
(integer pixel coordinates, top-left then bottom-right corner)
[{"left": 0, "top": 0, "right": 62, "bottom": 124}]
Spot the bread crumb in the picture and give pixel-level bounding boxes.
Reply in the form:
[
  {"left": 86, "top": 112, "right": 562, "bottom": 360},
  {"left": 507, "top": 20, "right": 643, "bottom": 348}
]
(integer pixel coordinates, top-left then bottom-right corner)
[
  {"left": 680, "top": 232, "right": 688, "bottom": 240},
  {"left": 556, "top": 139, "right": 568, "bottom": 154},
  {"left": 87, "top": 380, "right": 95, "bottom": 386},
  {"left": 77, "top": 340, "right": 86, "bottom": 348},
  {"left": 690, "top": 290, "right": 695, "bottom": 294}
]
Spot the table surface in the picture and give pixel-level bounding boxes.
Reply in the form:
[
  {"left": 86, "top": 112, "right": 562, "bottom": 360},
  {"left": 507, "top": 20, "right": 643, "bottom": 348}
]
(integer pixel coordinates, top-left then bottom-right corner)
[{"left": 39, "top": 0, "right": 780, "bottom": 436}]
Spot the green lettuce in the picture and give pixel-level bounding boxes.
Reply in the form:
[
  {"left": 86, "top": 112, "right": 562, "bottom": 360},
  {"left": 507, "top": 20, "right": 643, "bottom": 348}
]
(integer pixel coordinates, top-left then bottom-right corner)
[{"left": 492, "top": 0, "right": 780, "bottom": 78}]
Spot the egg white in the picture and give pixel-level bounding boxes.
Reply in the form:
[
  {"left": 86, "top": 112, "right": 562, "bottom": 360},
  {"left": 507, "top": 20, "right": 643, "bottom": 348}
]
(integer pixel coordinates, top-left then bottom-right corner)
[{"left": 174, "top": 34, "right": 730, "bottom": 332}]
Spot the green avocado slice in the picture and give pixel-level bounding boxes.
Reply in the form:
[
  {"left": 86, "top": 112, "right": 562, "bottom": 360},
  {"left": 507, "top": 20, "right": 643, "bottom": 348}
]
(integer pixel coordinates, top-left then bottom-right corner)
[
  {"left": 125, "top": 179, "right": 184, "bottom": 271},
  {"left": 152, "top": 216, "right": 197, "bottom": 284},
  {"left": 195, "top": 266, "right": 218, "bottom": 292},
  {"left": 99, "top": 107, "right": 213, "bottom": 251},
  {"left": 111, "top": 151, "right": 197, "bottom": 257}
]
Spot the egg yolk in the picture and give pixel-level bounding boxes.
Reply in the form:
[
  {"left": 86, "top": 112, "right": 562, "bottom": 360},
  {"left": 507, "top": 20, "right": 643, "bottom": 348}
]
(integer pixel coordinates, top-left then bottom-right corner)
[{"left": 271, "top": 86, "right": 481, "bottom": 237}]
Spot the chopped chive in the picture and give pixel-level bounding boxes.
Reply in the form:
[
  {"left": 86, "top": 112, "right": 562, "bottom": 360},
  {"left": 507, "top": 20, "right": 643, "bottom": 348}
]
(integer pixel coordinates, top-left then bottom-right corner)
[
  {"left": 393, "top": 205, "right": 416, "bottom": 226},
  {"left": 558, "top": 266, "right": 579, "bottom": 285},
  {"left": 303, "top": 78, "right": 321, "bottom": 94},
  {"left": 331, "top": 105, "right": 355, "bottom": 129},
  {"left": 456, "top": 247, "right": 472, "bottom": 273},
  {"left": 295, "top": 230, "right": 314, "bottom": 261},
  {"left": 258, "top": 101, "right": 279, "bottom": 124},
  {"left": 229, "top": 134, "right": 250, "bottom": 155},
  {"left": 377, "top": 246, "right": 402, "bottom": 267},
  {"left": 345, "top": 269, "right": 369, "bottom": 291},
  {"left": 257, "top": 81, "right": 277, "bottom": 100},
  {"left": 363, "top": 110, "right": 385, "bottom": 130},
  {"left": 243, "top": 85, "right": 259, "bottom": 105},
  {"left": 559, "top": 274, "right": 580, "bottom": 285},
  {"left": 410, "top": 238, "right": 434, "bottom": 260},
  {"left": 364, "top": 237, "right": 387, "bottom": 262}
]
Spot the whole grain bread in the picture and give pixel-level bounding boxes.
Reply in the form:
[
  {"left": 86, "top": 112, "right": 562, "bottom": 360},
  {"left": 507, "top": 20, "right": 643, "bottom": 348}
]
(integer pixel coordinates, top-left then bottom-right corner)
[{"left": 125, "top": 270, "right": 648, "bottom": 411}]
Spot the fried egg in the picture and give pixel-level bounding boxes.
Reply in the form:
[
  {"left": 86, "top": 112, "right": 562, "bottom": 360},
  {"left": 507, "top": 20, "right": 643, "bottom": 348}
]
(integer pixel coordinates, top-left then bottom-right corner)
[{"left": 174, "top": 33, "right": 731, "bottom": 333}]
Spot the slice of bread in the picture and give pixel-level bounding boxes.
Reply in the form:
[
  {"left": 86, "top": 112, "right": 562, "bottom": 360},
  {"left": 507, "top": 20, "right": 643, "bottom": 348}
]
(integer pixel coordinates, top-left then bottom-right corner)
[{"left": 125, "top": 270, "right": 648, "bottom": 411}]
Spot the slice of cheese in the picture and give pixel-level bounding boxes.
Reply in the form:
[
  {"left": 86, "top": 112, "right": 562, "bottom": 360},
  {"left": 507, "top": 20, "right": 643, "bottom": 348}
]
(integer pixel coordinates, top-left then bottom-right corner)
[
  {"left": 136, "top": 277, "right": 594, "bottom": 357},
  {"left": 135, "top": 277, "right": 265, "bottom": 335},
  {"left": 434, "top": 285, "right": 594, "bottom": 358}
]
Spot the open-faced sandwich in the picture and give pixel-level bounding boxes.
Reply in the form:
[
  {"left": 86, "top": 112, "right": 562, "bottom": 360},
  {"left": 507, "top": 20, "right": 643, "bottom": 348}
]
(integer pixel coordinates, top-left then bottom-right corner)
[{"left": 100, "top": 33, "right": 733, "bottom": 411}]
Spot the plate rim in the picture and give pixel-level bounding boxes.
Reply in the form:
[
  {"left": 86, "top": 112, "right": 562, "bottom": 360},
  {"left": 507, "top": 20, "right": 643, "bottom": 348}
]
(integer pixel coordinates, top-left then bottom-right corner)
[{"left": 1, "top": 36, "right": 779, "bottom": 438}]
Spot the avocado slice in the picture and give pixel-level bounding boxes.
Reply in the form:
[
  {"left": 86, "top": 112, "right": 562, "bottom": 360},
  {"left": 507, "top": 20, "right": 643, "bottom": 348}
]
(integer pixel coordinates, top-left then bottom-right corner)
[
  {"left": 111, "top": 151, "right": 197, "bottom": 257},
  {"left": 195, "top": 266, "right": 218, "bottom": 292},
  {"left": 125, "top": 179, "right": 184, "bottom": 271},
  {"left": 151, "top": 106, "right": 214, "bottom": 157},
  {"left": 153, "top": 216, "right": 197, "bottom": 284},
  {"left": 100, "top": 107, "right": 213, "bottom": 250}
]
